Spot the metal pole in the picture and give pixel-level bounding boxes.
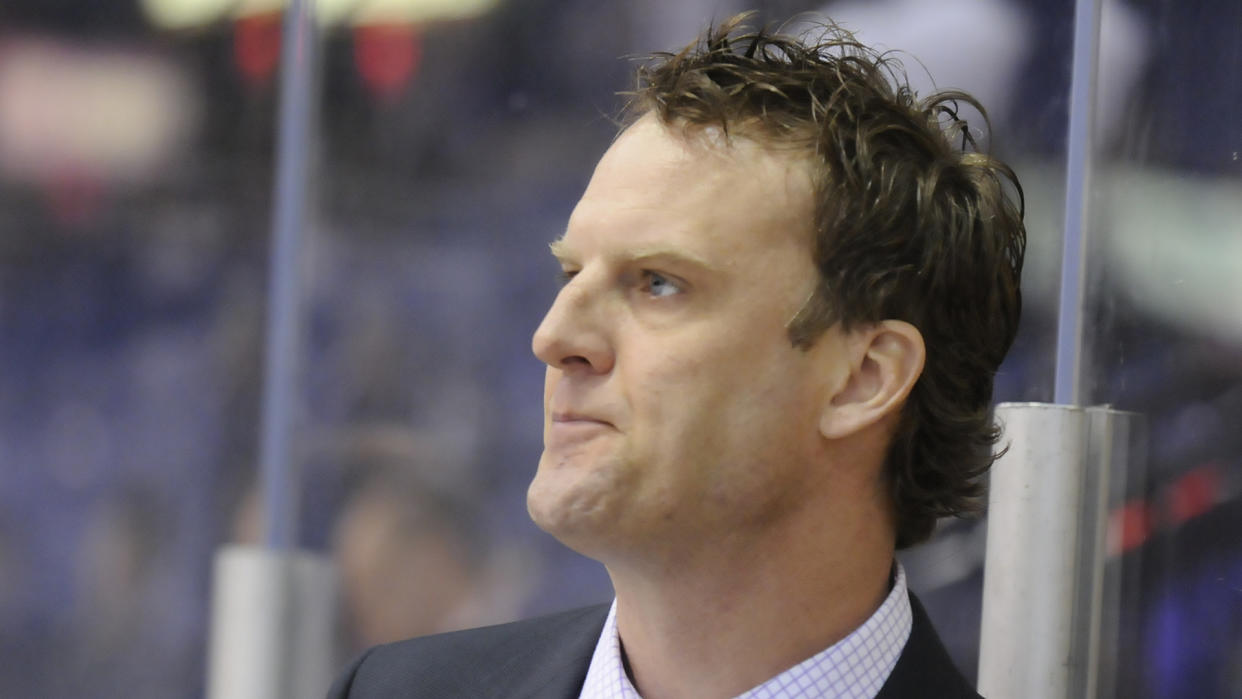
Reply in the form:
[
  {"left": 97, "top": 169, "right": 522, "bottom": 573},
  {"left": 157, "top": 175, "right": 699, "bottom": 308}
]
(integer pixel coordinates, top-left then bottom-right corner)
[
  {"left": 982, "top": 2, "right": 1125, "bottom": 694},
  {"left": 207, "top": 546, "right": 336, "bottom": 699},
  {"left": 979, "top": 404, "right": 1089, "bottom": 698},
  {"left": 979, "top": 404, "right": 1143, "bottom": 698},
  {"left": 206, "top": 5, "right": 336, "bottom": 698},
  {"left": 1052, "top": 0, "right": 1103, "bottom": 406},
  {"left": 1080, "top": 407, "right": 1143, "bottom": 699},
  {"left": 258, "top": 0, "right": 318, "bottom": 551}
]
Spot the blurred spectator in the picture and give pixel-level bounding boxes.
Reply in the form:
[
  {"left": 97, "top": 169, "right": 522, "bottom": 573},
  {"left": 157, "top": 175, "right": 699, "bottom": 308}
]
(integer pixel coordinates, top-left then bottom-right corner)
[{"left": 231, "top": 425, "right": 537, "bottom": 657}]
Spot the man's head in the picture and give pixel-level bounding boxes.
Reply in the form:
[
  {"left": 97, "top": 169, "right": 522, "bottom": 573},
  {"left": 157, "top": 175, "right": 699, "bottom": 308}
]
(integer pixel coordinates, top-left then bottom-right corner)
[{"left": 528, "top": 15, "right": 1024, "bottom": 556}]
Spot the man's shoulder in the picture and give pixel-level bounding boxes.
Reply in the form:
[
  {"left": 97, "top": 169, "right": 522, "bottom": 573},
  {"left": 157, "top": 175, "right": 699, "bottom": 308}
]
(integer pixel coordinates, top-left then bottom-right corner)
[
  {"left": 877, "top": 592, "right": 982, "bottom": 699},
  {"left": 326, "top": 603, "right": 610, "bottom": 699},
  {"left": 365, "top": 603, "right": 610, "bottom": 661}
]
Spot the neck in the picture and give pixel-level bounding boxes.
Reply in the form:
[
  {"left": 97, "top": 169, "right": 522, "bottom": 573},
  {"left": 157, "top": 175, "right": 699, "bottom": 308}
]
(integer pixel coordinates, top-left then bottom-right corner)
[{"left": 606, "top": 500, "right": 895, "bottom": 699}]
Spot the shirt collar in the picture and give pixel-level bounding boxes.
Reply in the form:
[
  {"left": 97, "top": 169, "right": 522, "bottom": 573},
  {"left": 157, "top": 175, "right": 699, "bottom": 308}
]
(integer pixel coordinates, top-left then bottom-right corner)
[{"left": 579, "top": 563, "right": 912, "bottom": 699}]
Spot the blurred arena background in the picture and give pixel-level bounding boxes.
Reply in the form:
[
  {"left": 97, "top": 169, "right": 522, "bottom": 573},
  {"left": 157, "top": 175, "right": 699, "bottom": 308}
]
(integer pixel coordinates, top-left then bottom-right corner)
[{"left": 0, "top": 0, "right": 1238, "bottom": 696}]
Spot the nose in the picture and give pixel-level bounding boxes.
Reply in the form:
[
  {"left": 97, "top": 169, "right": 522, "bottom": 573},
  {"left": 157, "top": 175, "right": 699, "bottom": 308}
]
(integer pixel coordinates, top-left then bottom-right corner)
[{"left": 531, "top": 278, "right": 615, "bottom": 374}]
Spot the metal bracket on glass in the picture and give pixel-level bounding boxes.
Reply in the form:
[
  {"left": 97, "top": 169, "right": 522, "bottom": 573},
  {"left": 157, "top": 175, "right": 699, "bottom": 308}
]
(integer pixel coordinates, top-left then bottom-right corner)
[
  {"left": 206, "top": 545, "right": 337, "bottom": 699},
  {"left": 978, "top": 403, "right": 1145, "bottom": 699}
]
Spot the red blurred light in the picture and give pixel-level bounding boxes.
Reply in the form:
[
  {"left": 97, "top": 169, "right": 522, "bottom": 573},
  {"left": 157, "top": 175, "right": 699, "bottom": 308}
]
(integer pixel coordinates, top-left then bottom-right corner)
[
  {"left": 234, "top": 12, "right": 284, "bottom": 88},
  {"left": 1167, "top": 464, "right": 1221, "bottom": 525},
  {"left": 353, "top": 23, "right": 421, "bottom": 101},
  {"left": 44, "top": 169, "right": 105, "bottom": 228},
  {"left": 1111, "top": 501, "right": 1152, "bottom": 555}
]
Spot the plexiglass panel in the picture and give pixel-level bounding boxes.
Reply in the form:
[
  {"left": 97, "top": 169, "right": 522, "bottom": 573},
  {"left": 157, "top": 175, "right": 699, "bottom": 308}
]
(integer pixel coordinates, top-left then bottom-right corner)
[
  {"left": 0, "top": 4, "right": 277, "bottom": 697},
  {"left": 1083, "top": 1, "right": 1242, "bottom": 696}
]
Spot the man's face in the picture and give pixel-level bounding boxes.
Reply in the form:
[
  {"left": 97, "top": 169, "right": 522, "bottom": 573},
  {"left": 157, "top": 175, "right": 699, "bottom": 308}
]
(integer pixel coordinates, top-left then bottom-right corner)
[{"left": 527, "top": 116, "right": 848, "bottom": 560}]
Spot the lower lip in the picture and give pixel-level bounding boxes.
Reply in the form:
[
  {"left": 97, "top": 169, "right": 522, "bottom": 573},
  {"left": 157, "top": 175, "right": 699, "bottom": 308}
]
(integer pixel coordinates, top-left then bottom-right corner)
[{"left": 545, "top": 419, "right": 613, "bottom": 448}]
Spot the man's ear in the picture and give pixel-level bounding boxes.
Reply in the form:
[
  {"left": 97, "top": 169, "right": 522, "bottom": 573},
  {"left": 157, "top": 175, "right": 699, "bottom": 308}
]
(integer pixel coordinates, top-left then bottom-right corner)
[{"left": 819, "top": 320, "right": 925, "bottom": 440}]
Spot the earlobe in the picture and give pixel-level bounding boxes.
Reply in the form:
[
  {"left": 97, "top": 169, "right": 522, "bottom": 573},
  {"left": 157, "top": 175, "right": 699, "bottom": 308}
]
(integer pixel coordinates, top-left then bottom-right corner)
[{"left": 819, "top": 321, "right": 925, "bottom": 440}]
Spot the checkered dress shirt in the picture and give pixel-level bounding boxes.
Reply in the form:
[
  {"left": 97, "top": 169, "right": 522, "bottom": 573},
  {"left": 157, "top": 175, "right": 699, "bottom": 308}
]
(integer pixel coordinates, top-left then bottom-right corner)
[{"left": 578, "top": 563, "right": 912, "bottom": 699}]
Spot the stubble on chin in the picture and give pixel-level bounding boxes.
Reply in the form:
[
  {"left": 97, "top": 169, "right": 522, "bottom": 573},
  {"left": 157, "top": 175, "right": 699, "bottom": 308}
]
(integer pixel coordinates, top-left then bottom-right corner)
[{"left": 526, "top": 450, "right": 636, "bottom": 553}]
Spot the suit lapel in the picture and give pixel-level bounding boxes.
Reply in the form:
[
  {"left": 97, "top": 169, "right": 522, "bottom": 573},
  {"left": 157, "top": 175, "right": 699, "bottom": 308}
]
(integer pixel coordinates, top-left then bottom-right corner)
[
  {"left": 876, "top": 592, "right": 980, "bottom": 699},
  {"left": 475, "top": 604, "right": 608, "bottom": 699}
]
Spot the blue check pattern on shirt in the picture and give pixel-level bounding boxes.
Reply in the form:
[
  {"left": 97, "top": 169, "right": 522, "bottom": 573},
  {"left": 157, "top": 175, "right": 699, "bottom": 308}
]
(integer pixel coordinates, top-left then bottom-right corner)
[{"left": 578, "top": 563, "right": 912, "bottom": 699}]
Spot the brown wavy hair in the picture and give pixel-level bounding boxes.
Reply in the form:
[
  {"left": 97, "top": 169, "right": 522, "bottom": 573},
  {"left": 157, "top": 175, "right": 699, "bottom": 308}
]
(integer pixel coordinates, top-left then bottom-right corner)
[{"left": 626, "top": 14, "right": 1026, "bottom": 548}]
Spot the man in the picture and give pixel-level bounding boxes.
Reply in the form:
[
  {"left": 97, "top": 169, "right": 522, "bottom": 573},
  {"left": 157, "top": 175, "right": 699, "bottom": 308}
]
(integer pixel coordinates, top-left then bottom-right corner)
[{"left": 329, "top": 13, "right": 1024, "bottom": 699}]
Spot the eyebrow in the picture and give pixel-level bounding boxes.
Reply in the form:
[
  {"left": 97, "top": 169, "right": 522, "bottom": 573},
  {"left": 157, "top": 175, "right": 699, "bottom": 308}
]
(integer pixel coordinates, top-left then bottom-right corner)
[{"left": 548, "top": 237, "right": 722, "bottom": 274}]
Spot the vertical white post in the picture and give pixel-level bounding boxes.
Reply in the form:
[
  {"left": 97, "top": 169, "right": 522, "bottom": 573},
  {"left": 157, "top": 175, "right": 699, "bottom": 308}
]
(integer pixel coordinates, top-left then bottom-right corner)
[
  {"left": 207, "top": 3, "right": 332, "bottom": 696},
  {"left": 1082, "top": 407, "right": 1145, "bottom": 699},
  {"left": 206, "top": 546, "right": 337, "bottom": 699},
  {"left": 979, "top": 403, "right": 1143, "bottom": 698},
  {"left": 979, "top": 403, "right": 1089, "bottom": 698}
]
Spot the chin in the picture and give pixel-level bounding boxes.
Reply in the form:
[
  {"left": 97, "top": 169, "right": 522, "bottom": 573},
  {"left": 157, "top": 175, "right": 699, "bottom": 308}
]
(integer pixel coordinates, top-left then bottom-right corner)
[{"left": 525, "top": 470, "right": 624, "bottom": 556}]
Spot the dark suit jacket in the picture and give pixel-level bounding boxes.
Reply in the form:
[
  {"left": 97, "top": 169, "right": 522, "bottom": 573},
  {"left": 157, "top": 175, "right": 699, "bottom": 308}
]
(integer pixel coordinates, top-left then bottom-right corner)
[{"left": 327, "top": 592, "right": 981, "bottom": 698}]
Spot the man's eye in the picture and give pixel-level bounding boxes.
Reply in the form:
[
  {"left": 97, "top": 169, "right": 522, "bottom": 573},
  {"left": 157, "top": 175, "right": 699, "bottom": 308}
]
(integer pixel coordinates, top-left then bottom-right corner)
[
  {"left": 642, "top": 270, "right": 683, "bottom": 298},
  {"left": 556, "top": 269, "right": 578, "bottom": 287}
]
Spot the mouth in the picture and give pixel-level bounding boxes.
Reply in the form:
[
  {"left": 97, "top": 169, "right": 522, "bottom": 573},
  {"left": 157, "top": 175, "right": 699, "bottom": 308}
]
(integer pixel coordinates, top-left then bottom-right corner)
[
  {"left": 545, "top": 412, "right": 615, "bottom": 449},
  {"left": 550, "top": 412, "right": 612, "bottom": 426}
]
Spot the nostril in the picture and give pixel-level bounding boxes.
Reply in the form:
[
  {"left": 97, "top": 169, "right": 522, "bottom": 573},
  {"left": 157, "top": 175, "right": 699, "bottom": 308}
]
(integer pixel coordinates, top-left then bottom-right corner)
[{"left": 561, "top": 355, "right": 592, "bottom": 368}]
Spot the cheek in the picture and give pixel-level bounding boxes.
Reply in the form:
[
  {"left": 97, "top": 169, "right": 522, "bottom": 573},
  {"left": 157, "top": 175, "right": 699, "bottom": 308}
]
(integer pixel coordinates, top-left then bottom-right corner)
[
  {"left": 626, "top": 350, "right": 749, "bottom": 458},
  {"left": 686, "top": 345, "right": 819, "bottom": 453},
  {"left": 620, "top": 321, "right": 815, "bottom": 448},
  {"left": 624, "top": 352, "right": 704, "bottom": 420}
]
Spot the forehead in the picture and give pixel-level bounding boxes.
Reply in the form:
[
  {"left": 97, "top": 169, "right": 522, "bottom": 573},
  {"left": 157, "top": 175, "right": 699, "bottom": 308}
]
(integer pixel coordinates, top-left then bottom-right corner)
[{"left": 558, "top": 116, "right": 815, "bottom": 261}]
